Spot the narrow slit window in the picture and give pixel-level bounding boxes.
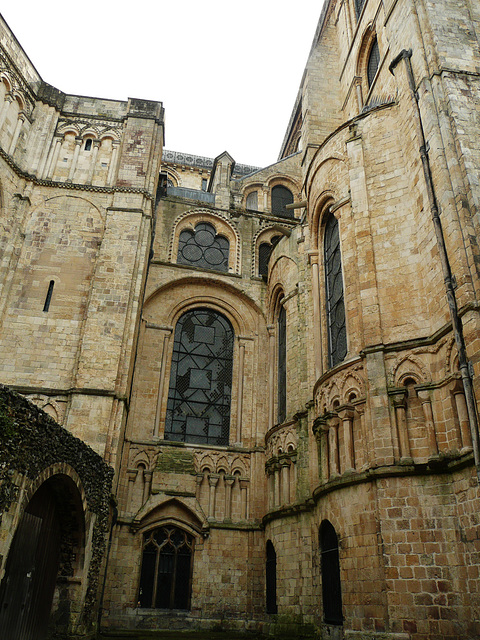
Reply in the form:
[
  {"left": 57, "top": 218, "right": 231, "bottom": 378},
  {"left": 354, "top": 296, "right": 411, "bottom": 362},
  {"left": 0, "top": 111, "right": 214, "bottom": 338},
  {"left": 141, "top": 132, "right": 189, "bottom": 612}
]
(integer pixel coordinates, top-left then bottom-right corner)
[
  {"left": 320, "top": 520, "right": 343, "bottom": 625},
  {"left": 43, "top": 280, "right": 55, "bottom": 312},
  {"left": 266, "top": 540, "right": 278, "bottom": 614},
  {"left": 84, "top": 138, "right": 93, "bottom": 151}
]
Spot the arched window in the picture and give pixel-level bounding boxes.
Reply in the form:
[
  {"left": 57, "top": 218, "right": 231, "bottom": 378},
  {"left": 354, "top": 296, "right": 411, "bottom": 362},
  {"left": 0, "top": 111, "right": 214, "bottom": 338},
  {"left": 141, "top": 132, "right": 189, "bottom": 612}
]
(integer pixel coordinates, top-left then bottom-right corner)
[
  {"left": 165, "top": 308, "right": 234, "bottom": 445},
  {"left": 277, "top": 303, "right": 287, "bottom": 423},
  {"left": 355, "top": 0, "right": 366, "bottom": 18},
  {"left": 271, "top": 185, "right": 294, "bottom": 218},
  {"left": 324, "top": 213, "right": 347, "bottom": 368},
  {"left": 138, "top": 526, "right": 194, "bottom": 610},
  {"left": 246, "top": 191, "right": 258, "bottom": 210},
  {"left": 319, "top": 521, "right": 343, "bottom": 625},
  {"left": 258, "top": 235, "right": 282, "bottom": 278},
  {"left": 266, "top": 540, "right": 277, "bottom": 614},
  {"left": 177, "top": 222, "right": 229, "bottom": 272},
  {"left": 367, "top": 37, "right": 380, "bottom": 88}
]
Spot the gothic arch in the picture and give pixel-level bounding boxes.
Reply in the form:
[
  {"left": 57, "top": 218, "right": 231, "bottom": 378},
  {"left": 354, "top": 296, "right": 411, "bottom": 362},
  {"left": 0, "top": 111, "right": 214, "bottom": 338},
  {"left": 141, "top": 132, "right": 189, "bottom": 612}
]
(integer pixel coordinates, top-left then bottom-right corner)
[
  {"left": 135, "top": 496, "right": 207, "bottom": 535},
  {"left": 390, "top": 354, "right": 430, "bottom": 387}
]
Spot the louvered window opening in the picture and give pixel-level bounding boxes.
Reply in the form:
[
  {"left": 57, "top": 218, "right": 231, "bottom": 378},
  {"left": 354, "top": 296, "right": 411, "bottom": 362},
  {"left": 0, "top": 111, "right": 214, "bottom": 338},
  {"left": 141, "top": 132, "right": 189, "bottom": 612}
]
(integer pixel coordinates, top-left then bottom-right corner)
[
  {"left": 266, "top": 541, "right": 278, "bottom": 614},
  {"left": 138, "top": 526, "right": 194, "bottom": 610},
  {"left": 367, "top": 38, "right": 380, "bottom": 87},
  {"left": 165, "top": 309, "right": 234, "bottom": 446},
  {"left": 272, "top": 185, "right": 294, "bottom": 218},
  {"left": 324, "top": 214, "right": 347, "bottom": 368},
  {"left": 177, "top": 222, "right": 229, "bottom": 272},
  {"left": 277, "top": 304, "right": 287, "bottom": 423},
  {"left": 320, "top": 521, "right": 343, "bottom": 625}
]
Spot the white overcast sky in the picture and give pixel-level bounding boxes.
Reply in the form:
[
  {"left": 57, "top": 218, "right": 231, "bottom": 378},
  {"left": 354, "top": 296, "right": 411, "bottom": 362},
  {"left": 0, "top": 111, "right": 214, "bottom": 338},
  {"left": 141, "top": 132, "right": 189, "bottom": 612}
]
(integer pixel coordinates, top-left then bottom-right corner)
[{"left": 2, "top": 2, "right": 323, "bottom": 168}]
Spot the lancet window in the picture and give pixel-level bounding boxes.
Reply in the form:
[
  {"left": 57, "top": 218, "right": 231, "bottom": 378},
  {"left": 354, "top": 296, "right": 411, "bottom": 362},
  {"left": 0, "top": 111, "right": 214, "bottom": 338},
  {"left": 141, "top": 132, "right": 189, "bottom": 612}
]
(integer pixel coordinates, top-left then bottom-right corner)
[
  {"left": 266, "top": 540, "right": 278, "bottom": 614},
  {"left": 324, "top": 213, "right": 347, "bottom": 368},
  {"left": 367, "top": 37, "right": 380, "bottom": 87},
  {"left": 277, "top": 303, "right": 287, "bottom": 423}
]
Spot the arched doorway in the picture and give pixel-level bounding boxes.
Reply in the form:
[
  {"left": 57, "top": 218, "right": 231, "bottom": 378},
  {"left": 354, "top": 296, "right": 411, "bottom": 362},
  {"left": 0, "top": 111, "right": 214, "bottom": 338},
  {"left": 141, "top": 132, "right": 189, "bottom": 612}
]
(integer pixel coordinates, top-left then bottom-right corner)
[{"left": 0, "top": 474, "right": 85, "bottom": 640}]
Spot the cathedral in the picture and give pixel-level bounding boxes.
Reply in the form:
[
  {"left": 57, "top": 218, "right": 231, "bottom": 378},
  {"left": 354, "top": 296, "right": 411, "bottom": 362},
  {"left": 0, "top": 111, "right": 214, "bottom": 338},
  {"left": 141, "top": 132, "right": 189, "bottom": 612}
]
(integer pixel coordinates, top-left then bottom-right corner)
[{"left": 0, "top": 0, "right": 480, "bottom": 638}]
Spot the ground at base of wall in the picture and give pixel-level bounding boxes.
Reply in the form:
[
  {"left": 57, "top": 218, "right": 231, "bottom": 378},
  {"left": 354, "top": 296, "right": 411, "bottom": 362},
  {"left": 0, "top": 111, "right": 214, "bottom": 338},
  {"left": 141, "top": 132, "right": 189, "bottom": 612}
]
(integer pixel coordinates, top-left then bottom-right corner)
[{"left": 97, "top": 633, "right": 294, "bottom": 640}]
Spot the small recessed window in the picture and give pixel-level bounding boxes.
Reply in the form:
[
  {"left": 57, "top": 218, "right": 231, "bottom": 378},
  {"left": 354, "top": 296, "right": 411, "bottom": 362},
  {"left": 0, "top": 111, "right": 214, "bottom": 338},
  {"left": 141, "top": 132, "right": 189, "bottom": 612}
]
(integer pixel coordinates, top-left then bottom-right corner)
[
  {"left": 43, "top": 280, "right": 55, "bottom": 312},
  {"left": 84, "top": 139, "right": 93, "bottom": 151},
  {"left": 201, "top": 178, "right": 208, "bottom": 191}
]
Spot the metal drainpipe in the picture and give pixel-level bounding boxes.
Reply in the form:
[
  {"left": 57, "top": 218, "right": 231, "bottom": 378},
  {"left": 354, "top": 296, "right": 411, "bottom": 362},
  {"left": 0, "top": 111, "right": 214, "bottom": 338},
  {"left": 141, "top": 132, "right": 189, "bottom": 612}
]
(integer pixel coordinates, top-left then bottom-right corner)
[{"left": 389, "top": 49, "right": 480, "bottom": 483}]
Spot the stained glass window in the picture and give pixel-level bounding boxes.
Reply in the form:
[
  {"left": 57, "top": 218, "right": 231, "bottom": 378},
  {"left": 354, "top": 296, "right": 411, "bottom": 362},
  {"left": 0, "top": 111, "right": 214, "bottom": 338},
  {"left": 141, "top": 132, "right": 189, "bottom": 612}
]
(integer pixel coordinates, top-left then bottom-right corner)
[
  {"left": 165, "top": 308, "right": 234, "bottom": 446},
  {"left": 138, "top": 526, "right": 194, "bottom": 610},
  {"left": 324, "top": 214, "right": 347, "bottom": 368},
  {"left": 177, "top": 222, "right": 229, "bottom": 272}
]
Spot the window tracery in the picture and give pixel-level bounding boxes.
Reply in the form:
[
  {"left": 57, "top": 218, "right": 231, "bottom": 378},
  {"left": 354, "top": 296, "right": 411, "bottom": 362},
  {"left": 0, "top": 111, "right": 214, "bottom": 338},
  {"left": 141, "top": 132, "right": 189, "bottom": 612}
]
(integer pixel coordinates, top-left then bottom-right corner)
[
  {"left": 165, "top": 308, "right": 234, "bottom": 446},
  {"left": 138, "top": 526, "right": 194, "bottom": 610},
  {"left": 177, "top": 222, "right": 229, "bottom": 272}
]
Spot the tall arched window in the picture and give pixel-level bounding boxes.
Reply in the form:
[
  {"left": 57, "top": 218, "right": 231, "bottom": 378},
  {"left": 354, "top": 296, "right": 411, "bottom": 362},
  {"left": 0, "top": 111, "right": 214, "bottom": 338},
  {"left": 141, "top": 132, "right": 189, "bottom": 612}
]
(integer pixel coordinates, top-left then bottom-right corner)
[
  {"left": 177, "top": 222, "right": 229, "bottom": 272},
  {"left": 165, "top": 308, "right": 234, "bottom": 445},
  {"left": 271, "top": 186, "right": 294, "bottom": 218},
  {"left": 324, "top": 213, "right": 347, "bottom": 368},
  {"left": 258, "top": 235, "right": 282, "bottom": 278},
  {"left": 320, "top": 520, "right": 343, "bottom": 625},
  {"left": 266, "top": 540, "right": 278, "bottom": 614},
  {"left": 138, "top": 526, "right": 194, "bottom": 610},
  {"left": 277, "top": 303, "right": 287, "bottom": 423},
  {"left": 367, "top": 37, "right": 380, "bottom": 88}
]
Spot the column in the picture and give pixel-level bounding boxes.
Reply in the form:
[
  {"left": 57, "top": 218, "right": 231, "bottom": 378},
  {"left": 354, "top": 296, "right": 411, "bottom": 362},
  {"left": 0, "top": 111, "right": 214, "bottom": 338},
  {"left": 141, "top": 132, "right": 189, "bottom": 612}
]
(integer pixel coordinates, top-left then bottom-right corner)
[
  {"left": 142, "top": 470, "right": 153, "bottom": 504},
  {"left": 308, "top": 251, "right": 323, "bottom": 378},
  {"left": 107, "top": 140, "right": 120, "bottom": 185},
  {"left": 235, "top": 338, "right": 246, "bottom": 443},
  {"left": 0, "top": 93, "right": 13, "bottom": 131},
  {"left": 8, "top": 112, "right": 25, "bottom": 155},
  {"left": 273, "top": 462, "right": 281, "bottom": 507},
  {"left": 154, "top": 327, "right": 173, "bottom": 437},
  {"left": 416, "top": 389, "right": 438, "bottom": 457},
  {"left": 262, "top": 186, "right": 269, "bottom": 212},
  {"left": 281, "top": 460, "right": 290, "bottom": 505},
  {"left": 338, "top": 406, "right": 355, "bottom": 473},
  {"left": 224, "top": 476, "right": 235, "bottom": 521},
  {"left": 208, "top": 474, "right": 219, "bottom": 520},
  {"left": 327, "top": 414, "right": 340, "bottom": 477},
  {"left": 290, "top": 452, "right": 297, "bottom": 503},
  {"left": 391, "top": 390, "right": 411, "bottom": 461},
  {"left": 354, "top": 76, "right": 363, "bottom": 111},
  {"left": 239, "top": 478, "right": 249, "bottom": 520},
  {"left": 67, "top": 137, "right": 82, "bottom": 182},
  {"left": 86, "top": 139, "right": 101, "bottom": 185},
  {"left": 195, "top": 472, "right": 204, "bottom": 500},
  {"left": 450, "top": 380, "right": 472, "bottom": 451},
  {"left": 356, "top": 403, "right": 370, "bottom": 469},
  {"left": 314, "top": 417, "right": 329, "bottom": 481},
  {"left": 267, "top": 466, "right": 275, "bottom": 510},
  {"left": 126, "top": 468, "right": 138, "bottom": 512},
  {"left": 45, "top": 135, "right": 62, "bottom": 180}
]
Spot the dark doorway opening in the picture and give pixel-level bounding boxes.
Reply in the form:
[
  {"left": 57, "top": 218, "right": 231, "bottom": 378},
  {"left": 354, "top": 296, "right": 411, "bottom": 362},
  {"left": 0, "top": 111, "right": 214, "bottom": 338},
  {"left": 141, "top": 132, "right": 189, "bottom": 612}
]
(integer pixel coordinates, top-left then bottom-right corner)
[{"left": 0, "top": 475, "right": 85, "bottom": 640}]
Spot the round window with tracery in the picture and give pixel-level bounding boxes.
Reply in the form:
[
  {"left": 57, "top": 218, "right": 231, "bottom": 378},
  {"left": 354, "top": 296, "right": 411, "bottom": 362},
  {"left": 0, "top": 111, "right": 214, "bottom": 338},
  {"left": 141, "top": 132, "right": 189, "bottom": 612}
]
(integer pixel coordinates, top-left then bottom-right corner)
[{"left": 177, "top": 222, "right": 229, "bottom": 272}]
